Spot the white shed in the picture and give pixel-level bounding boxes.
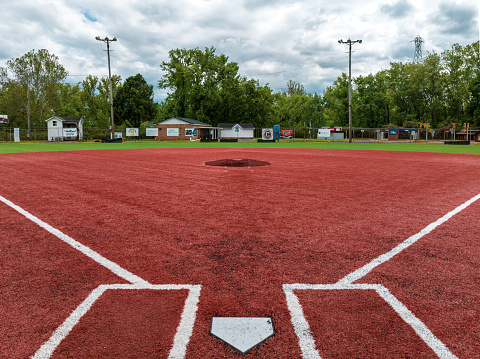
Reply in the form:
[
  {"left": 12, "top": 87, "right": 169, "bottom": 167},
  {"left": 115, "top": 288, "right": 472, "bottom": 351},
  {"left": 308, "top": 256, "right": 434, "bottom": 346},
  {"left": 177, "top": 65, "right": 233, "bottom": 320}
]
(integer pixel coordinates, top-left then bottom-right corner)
[
  {"left": 46, "top": 116, "right": 83, "bottom": 141},
  {"left": 218, "top": 123, "right": 255, "bottom": 139}
]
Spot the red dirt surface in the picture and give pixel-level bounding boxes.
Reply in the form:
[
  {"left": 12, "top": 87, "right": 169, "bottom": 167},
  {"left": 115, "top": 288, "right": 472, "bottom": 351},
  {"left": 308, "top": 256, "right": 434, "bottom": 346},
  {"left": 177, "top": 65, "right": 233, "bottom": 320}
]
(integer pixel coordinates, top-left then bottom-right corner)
[{"left": 1, "top": 148, "right": 479, "bottom": 358}]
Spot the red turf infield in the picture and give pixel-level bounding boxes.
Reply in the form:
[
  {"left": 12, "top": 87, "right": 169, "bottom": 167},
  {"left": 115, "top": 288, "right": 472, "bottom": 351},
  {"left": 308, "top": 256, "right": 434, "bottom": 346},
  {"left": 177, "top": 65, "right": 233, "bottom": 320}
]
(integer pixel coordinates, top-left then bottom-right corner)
[{"left": 1, "top": 148, "right": 479, "bottom": 358}]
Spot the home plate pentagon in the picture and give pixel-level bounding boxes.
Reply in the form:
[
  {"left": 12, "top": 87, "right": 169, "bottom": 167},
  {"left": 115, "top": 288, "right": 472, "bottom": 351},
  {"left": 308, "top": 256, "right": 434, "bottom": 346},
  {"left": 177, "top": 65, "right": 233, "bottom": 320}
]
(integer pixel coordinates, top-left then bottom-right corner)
[{"left": 210, "top": 317, "right": 275, "bottom": 355}]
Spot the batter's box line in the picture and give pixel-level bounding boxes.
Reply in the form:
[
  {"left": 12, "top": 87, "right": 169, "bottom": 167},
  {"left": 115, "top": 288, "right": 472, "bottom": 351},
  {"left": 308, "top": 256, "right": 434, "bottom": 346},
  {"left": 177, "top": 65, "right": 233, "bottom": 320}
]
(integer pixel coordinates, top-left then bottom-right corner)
[
  {"left": 283, "top": 283, "right": 457, "bottom": 359},
  {"left": 282, "top": 193, "right": 480, "bottom": 359},
  {"left": 32, "top": 283, "right": 202, "bottom": 359}
]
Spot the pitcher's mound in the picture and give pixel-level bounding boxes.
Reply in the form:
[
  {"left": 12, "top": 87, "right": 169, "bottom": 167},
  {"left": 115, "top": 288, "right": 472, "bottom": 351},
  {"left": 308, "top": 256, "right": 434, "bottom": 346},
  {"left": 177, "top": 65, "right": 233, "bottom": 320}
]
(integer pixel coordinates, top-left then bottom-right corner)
[{"left": 205, "top": 159, "right": 271, "bottom": 167}]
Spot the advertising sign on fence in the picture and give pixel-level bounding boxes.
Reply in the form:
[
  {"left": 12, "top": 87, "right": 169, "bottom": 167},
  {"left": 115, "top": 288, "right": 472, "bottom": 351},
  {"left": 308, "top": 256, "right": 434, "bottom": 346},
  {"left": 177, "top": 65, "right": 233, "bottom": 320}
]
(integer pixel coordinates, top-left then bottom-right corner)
[
  {"left": 262, "top": 128, "right": 273, "bottom": 140},
  {"left": 317, "top": 128, "right": 331, "bottom": 139},
  {"left": 0, "top": 115, "right": 8, "bottom": 124},
  {"left": 146, "top": 128, "right": 159, "bottom": 137},
  {"left": 14, "top": 128, "right": 20, "bottom": 142},
  {"left": 126, "top": 128, "right": 139, "bottom": 137}
]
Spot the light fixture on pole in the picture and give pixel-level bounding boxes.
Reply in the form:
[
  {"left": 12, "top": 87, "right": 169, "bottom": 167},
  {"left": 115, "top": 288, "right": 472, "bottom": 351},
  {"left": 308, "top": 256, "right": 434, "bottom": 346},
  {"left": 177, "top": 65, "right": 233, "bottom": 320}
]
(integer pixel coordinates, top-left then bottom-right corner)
[
  {"left": 95, "top": 36, "right": 117, "bottom": 140},
  {"left": 338, "top": 39, "right": 362, "bottom": 143}
]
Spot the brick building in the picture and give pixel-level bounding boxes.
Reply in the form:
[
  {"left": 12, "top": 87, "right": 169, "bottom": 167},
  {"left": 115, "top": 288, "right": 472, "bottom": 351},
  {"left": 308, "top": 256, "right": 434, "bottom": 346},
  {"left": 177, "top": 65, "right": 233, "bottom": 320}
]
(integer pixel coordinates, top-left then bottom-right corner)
[{"left": 154, "top": 117, "right": 218, "bottom": 141}]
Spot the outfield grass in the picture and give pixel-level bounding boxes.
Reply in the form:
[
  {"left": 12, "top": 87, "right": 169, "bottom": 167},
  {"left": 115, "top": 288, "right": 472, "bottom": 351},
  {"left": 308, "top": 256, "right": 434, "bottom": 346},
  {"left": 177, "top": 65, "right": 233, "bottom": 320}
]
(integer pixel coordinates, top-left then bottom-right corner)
[{"left": 0, "top": 140, "right": 479, "bottom": 155}]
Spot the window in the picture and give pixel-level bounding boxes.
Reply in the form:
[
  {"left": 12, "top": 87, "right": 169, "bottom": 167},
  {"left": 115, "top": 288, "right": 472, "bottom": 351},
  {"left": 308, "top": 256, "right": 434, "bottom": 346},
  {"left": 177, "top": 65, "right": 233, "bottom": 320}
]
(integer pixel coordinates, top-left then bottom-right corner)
[
  {"left": 185, "top": 128, "right": 194, "bottom": 136},
  {"left": 52, "top": 120, "right": 57, "bottom": 127}
]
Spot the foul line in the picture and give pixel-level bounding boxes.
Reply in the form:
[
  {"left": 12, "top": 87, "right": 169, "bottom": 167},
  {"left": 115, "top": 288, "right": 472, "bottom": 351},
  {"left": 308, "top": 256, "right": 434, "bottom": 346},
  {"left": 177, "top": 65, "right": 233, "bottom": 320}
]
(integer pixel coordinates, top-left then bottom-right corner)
[
  {"left": 0, "top": 195, "right": 202, "bottom": 359},
  {"left": 0, "top": 195, "right": 149, "bottom": 286},
  {"left": 284, "top": 192, "right": 480, "bottom": 359},
  {"left": 338, "top": 193, "right": 480, "bottom": 285}
]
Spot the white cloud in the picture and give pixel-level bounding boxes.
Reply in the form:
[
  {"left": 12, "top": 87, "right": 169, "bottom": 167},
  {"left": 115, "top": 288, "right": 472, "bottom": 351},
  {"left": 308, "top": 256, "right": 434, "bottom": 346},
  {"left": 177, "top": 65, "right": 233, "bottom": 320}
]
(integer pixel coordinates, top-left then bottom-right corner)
[{"left": 1, "top": 0, "right": 478, "bottom": 101}]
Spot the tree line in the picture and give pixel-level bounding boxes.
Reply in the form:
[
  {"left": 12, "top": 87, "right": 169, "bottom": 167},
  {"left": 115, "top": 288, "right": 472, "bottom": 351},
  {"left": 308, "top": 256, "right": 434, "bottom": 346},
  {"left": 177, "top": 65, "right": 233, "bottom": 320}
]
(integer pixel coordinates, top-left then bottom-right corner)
[{"left": 1, "top": 41, "right": 479, "bottom": 132}]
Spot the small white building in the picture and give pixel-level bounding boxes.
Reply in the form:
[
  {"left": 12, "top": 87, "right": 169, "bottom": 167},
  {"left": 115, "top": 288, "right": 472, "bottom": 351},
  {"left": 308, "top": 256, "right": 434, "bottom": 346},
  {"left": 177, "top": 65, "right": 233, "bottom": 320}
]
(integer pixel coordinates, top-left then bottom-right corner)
[
  {"left": 218, "top": 123, "right": 255, "bottom": 139},
  {"left": 46, "top": 116, "right": 83, "bottom": 141}
]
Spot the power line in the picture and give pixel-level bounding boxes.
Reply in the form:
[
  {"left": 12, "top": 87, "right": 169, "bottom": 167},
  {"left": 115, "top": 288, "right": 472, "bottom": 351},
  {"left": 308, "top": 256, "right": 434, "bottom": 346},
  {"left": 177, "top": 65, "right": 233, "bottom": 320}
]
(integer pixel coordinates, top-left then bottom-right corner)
[{"left": 249, "top": 56, "right": 349, "bottom": 76}]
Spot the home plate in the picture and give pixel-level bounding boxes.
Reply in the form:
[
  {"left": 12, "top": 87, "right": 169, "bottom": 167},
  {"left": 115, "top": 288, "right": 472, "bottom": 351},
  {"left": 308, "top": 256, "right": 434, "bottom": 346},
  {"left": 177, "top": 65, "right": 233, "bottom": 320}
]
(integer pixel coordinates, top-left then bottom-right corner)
[{"left": 210, "top": 317, "right": 275, "bottom": 355}]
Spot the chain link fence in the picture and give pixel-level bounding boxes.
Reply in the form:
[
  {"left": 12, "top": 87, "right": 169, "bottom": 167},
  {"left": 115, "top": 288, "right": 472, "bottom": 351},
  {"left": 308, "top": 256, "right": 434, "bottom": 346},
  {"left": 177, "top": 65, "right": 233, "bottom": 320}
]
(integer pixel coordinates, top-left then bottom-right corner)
[{"left": 1, "top": 126, "right": 477, "bottom": 143}]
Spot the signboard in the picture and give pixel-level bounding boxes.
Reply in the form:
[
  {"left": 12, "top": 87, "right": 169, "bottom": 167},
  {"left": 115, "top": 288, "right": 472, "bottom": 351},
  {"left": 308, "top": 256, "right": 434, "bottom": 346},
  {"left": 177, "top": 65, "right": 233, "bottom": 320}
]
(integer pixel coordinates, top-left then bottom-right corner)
[
  {"left": 317, "top": 128, "right": 331, "bottom": 139},
  {"left": 114, "top": 132, "right": 123, "bottom": 139},
  {"left": 146, "top": 128, "right": 159, "bottom": 137},
  {"left": 322, "top": 127, "right": 342, "bottom": 132},
  {"left": 0, "top": 115, "right": 8, "bottom": 124},
  {"left": 126, "top": 128, "right": 139, "bottom": 137},
  {"left": 262, "top": 128, "right": 273, "bottom": 140},
  {"left": 280, "top": 129, "right": 293, "bottom": 138},
  {"left": 63, "top": 128, "right": 77, "bottom": 137},
  {"left": 234, "top": 124, "right": 241, "bottom": 133},
  {"left": 167, "top": 128, "right": 179, "bottom": 136},
  {"left": 185, "top": 128, "right": 198, "bottom": 136},
  {"left": 389, "top": 129, "right": 399, "bottom": 136}
]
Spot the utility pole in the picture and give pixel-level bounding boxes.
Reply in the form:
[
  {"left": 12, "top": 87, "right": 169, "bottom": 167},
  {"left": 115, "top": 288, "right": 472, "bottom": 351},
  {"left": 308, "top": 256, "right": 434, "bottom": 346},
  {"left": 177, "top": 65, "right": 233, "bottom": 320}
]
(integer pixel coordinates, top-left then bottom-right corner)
[
  {"left": 95, "top": 36, "right": 117, "bottom": 140},
  {"left": 338, "top": 39, "right": 362, "bottom": 143},
  {"left": 412, "top": 35, "right": 424, "bottom": 63}
]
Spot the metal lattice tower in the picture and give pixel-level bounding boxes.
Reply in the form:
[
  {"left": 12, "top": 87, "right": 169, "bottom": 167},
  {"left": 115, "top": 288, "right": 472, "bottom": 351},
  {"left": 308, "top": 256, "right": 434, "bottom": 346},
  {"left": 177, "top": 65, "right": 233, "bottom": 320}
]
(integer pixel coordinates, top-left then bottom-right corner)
[{"left": 412, "top": 35, "right": 424, "bottom": 62}]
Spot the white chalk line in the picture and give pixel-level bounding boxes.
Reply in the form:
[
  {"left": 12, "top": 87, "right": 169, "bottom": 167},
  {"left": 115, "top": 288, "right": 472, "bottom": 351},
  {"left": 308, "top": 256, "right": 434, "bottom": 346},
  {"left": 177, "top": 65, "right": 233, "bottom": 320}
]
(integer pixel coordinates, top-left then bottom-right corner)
[
  {"left": 32, "top": 284, "right": 202, "bottom": 359},
  {"left": 338, "top": 192, "right": 480, "bottom": 286},
  {"left": 284, "top": 193, "right": 480, "bottom": 359},
  {"left": 0, "top": 195, "right": 201, "bottom": 359},
  {"left": 0, "top": 195, "right": 148, "bottom": 286}
]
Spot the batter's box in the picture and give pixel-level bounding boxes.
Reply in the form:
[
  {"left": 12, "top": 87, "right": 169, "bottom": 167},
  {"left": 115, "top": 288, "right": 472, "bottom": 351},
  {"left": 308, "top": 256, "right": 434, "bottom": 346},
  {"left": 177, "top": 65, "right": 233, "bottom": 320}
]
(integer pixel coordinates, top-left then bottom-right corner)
[
  {"left": 283, "top": 284, "right": 457, "bottom": 359},
  {"left": 33, "top": 284, "right": 201, "bottom": 359}
]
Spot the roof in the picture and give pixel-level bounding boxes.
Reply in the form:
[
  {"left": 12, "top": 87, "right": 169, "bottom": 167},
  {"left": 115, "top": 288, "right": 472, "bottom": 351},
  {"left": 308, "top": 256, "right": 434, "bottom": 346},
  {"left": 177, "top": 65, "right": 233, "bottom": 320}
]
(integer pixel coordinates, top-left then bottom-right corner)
[
  {"left": 46, "top": 116, "right": 83, "bottom": 123},
  {"left": 456, "top": 130, "right": 480, "bottom": 135},
  {"left": 157, "top": 117, "right": 211, "bottom": 126},
  {"left": 218, "top": 123, "right": 255, "bottom": 129}
]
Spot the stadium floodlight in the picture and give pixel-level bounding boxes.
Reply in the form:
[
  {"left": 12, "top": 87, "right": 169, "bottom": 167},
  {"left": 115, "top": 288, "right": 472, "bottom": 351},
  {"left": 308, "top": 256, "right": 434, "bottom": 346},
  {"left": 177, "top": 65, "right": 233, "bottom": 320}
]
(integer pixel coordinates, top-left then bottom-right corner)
[{"left": 338, "top": 39, "right": 362, "bottom": 143}]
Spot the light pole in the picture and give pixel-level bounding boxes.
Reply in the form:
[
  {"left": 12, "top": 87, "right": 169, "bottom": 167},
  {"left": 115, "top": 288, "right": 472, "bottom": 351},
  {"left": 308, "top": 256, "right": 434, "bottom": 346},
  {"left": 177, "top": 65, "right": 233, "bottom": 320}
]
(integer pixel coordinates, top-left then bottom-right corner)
[
  {"left": 338, "top": 39, "right": 362, "bottom": 143},
  {"left": 95, "top": 36, "right": 117, "bottom": 140}
]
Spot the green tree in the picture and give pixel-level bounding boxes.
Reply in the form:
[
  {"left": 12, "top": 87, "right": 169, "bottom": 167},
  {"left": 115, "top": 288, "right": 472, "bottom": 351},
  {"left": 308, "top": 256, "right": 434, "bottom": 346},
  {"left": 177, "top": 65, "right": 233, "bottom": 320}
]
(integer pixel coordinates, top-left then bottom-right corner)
[
  {"left": 386, "top": 61, "right": 426, "bottom": 125},
  {"left": 5, "top": 49, "right": 67, "bottom": 133},
  {"left": 422, "top": 52, "right": 446, "bottom": 127},
  {"left": 52, "top": 83, "right": 84, "bottom": 117},
  {"left": 355, "top": 71, "right": 389, "bottom": 127},
  {"left": 467, "top": 71, "right": 480, "bottom": 126},
  {"left": 284, "top": 80, "right": 306, "bottom": 96},
  {"left": 322, "top": 73, "right": 350, "bottom": 127},
  {"left": 159, "top": 47, "right": 240, "bottom": 124},
  {"left": 114, "top": 73, "right": 157, "bottom": 127},
  {"left": 80, "top": 74, "right": 121, "bottom": 127}
]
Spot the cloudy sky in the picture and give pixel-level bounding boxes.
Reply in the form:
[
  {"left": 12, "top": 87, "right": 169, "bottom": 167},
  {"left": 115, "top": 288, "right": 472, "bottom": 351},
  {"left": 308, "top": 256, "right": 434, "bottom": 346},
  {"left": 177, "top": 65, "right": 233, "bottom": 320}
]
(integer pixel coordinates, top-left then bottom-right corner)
[{"left": 1, "top": 0, "right": 479, "bottom": 101}]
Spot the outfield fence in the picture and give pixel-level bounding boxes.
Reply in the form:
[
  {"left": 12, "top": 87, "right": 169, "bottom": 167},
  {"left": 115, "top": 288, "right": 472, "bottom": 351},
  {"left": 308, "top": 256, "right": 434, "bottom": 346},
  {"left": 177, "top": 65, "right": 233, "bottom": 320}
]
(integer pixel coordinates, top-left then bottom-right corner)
[{"left": 1, "top": 126, "right": 477, "bottom": 143}]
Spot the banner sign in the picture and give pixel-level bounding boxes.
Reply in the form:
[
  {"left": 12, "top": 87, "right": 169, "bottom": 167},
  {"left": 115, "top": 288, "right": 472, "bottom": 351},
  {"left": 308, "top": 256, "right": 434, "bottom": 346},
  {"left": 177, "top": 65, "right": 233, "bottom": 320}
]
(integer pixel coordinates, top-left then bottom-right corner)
[
  {"left": 317, "top": 128, "right": 331, "bottom": 138},
  {"left": 114, "top": 132, "right": 123, "bottom": 139},
  {"left": 146, "top": 128, "right": 159, "bottom": 137},
  {"left": 0, "top": 115, "right": 8, "bottom": 124},
  {"left": 63, "top": 128, "right": 77, "bottom": 137},
  {"left": 389, "top": 129, "right": 399, "bottom": 136},
  {"left": 262, "top": 128, "right": 273, "bottom": 140},
  {"left": 185, "top": 128, "right": 198, "bottom": 136},
  {"left": 126, "top": 128, "right": 139, "bottom": 137},
  {"left": 167, "top": 128, "right": 179, "bottom": 136}
]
